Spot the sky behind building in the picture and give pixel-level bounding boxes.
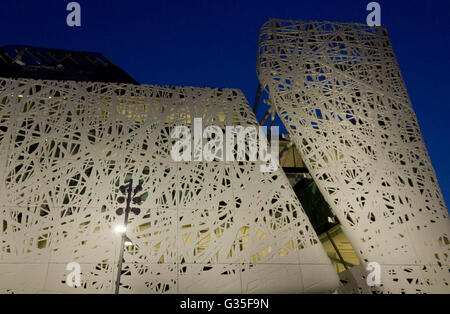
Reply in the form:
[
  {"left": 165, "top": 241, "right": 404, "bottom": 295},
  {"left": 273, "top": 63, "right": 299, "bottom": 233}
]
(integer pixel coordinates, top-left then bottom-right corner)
[{"left": 0, "top": 0, "right": 448, "bottom": 204}]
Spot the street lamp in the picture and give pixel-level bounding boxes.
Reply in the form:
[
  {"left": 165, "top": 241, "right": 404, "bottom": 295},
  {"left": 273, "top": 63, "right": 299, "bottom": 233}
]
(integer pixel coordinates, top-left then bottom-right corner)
[
  {"left": 114, "top": 225, "right": 127, "bottom": 234},
  {"left": 114, "top": 179, "right": 143, "bottom": 294}
]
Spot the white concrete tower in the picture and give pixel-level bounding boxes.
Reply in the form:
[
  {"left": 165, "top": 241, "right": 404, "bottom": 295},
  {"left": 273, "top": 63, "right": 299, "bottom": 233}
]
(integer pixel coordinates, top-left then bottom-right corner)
[{"left": 257, "top": 19, "right": 450, "bottom": 293}]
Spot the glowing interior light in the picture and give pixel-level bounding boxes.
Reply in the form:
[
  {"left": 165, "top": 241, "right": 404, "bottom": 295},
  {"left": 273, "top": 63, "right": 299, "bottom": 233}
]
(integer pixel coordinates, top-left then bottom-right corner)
[{"left": 124, "top": 240, "right": 133, "bottom": 246}]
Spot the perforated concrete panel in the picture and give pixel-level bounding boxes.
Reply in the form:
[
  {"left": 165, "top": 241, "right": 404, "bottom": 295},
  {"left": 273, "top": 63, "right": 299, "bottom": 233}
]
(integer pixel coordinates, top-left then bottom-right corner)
[
  {"left": 257, "top": 19, "right": 450, "bottom": 293},
  {"left": 0, "top": 77, "right": 338, "bottom": 293}
]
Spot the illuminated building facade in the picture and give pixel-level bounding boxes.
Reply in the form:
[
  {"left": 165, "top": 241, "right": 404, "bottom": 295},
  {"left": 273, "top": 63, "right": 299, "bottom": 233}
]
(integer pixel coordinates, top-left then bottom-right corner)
[
  {"left": 0, "top": 75, "right": 338, "bottom": 293},
  {"left": 257, "top": 19, "right": 450, "bottom": 293}
]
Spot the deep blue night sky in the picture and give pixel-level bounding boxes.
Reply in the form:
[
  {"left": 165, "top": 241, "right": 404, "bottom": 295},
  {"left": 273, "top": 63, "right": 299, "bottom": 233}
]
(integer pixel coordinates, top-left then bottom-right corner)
[{"left": 0, "top": 0, "right": 449, "bottom": 204}]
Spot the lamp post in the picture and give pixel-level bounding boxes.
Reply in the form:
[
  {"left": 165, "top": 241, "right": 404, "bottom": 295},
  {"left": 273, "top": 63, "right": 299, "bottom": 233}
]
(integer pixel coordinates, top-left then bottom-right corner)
[{"left": 114, "top": 179, "right": 142, "bottom": 294}]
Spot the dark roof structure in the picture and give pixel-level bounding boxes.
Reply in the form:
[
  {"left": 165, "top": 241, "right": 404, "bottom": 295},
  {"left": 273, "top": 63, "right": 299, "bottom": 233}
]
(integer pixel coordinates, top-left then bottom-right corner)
[{"left": 0, "top": 45, "right": 138, "bottom": 84}]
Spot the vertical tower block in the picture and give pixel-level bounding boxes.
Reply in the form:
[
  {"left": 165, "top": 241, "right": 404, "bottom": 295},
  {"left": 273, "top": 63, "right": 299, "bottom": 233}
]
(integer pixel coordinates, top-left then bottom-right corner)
[{"left": 257, "top": 19, "right": 449, "bottom": 293}]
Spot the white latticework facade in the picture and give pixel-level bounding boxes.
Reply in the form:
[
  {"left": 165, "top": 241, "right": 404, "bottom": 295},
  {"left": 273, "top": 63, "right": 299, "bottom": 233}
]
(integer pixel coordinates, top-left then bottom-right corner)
[
  {"left": 257, "top": 19, "right": 450, "bottom": 293},
  {"left": 0, "top": 77, "right": 338, "bottom": 293}
]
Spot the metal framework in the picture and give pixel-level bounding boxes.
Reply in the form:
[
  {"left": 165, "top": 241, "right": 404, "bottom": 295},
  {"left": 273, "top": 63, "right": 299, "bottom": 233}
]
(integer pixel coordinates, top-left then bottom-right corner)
[
  {"left": 0, "top": 77, "right": 338, "bottom": 293},
  {"left": 257, "top": 19, "right": 450, "bottom": 293}
]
